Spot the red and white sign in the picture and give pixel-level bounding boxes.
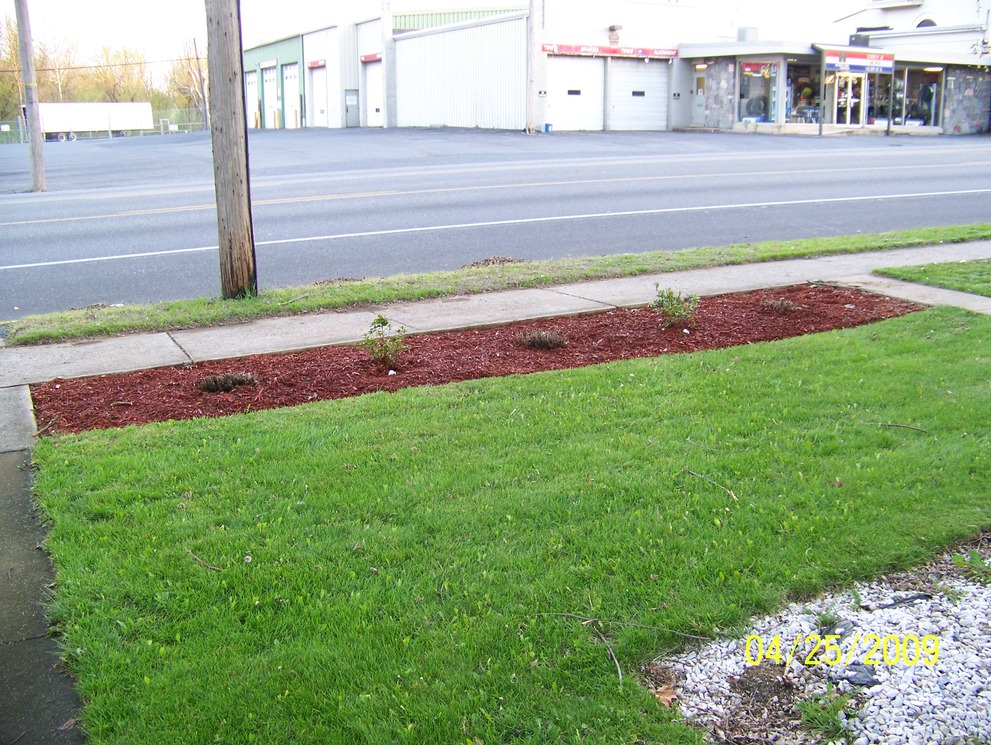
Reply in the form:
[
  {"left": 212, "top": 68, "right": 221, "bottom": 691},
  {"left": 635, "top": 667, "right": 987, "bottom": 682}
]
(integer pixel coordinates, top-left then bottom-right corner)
[
  {"left": 821, "top": 48, "right": 894, "bottom": 74},
  {"left": 542, "top": 43, "right": 677, "bottom": 59},
  {"left": 307, "top": 59, "right": 326, "bottom": 69},
  {"left": 360, "top": 53, "right": 382, "bottom": 63}
]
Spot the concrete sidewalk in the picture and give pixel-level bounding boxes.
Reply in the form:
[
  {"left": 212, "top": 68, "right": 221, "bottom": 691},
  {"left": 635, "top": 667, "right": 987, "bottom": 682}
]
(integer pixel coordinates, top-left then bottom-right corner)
[{"left": 1, "top": 242, "right": 989, "bottom": 743}]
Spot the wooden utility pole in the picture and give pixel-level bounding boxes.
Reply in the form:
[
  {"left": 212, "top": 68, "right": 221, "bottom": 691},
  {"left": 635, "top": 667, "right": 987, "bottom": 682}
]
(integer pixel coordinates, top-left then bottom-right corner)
[
  {"left": 525, "top": 0, "right": 544, "bottom": 134},
  {"left": 204, "top": 0, "right": 257, "bottom": 299},
  {"left": 14, "top": 0, "right": 45, "bottom": 192}
]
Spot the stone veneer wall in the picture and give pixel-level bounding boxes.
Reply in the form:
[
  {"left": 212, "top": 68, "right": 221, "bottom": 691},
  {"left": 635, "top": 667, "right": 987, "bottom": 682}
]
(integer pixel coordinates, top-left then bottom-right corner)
[
  {"left": 703, "top": 59, "right": 737, "bottom": 129},
  {"left": 942, "top": 66, "right": 991, "bottom": 135}
]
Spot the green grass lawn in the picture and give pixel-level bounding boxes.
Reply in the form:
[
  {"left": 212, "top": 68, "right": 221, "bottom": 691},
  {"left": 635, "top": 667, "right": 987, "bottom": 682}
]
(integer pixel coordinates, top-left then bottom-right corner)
[
  {"left": 6, "top": 223, "right": 990, "bottom": 345},
  {"left": 876, "top": 258, "right": 991, "bottom": 298},
  {"left": 33, "top": 307, "right": 991, "bottom": 744}
]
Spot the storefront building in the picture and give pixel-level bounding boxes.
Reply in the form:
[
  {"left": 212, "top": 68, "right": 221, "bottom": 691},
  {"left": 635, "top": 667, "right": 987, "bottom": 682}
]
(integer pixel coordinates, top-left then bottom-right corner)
[{"left": 678, "top": 40, "right": 991, "bottom": 135}]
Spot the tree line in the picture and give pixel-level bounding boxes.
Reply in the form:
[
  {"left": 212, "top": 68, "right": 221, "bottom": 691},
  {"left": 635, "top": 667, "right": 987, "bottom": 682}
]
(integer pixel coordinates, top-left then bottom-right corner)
[{"left": 0, "top": 14, "right": 207, "bottom": 125}]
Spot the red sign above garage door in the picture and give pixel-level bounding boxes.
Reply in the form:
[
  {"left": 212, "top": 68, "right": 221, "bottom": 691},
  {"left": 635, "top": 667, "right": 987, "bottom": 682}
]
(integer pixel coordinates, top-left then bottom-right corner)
[{"left": 543, "top": 43, "right": 678, "bottom": 59}]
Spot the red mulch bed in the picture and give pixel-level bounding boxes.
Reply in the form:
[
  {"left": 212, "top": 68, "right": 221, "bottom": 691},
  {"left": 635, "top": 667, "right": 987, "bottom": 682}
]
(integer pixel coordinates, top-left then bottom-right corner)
[{"left": 31, "top": 284, "right": 923, "bottom": 435}]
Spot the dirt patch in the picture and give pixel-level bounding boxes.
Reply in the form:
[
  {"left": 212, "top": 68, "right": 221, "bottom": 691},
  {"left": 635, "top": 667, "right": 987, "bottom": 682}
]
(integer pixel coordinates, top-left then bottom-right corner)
[
  {"left": 460, "top": 256, "right": 526, "bottom": 268},
  {"left": 31, "top": 284, "right": 922, "bottom": 435}
]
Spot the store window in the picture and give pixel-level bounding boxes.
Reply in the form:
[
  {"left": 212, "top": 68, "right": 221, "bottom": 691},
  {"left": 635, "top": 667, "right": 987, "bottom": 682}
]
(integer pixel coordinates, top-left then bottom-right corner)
[
  {"left": 866, "top": 72, "right": 891, "bottom": 124},
  {"left": 786, "top": 64, "right": 820, "bottom": 123},
  {"left": 906, "top": 68, "right": 942, "bottom": 126},
  {"left": 885, "top": 68, "right": 943, "bottom": 126},
  {"left": 739, "top": 62, "right": 777, "bottom": 122}
]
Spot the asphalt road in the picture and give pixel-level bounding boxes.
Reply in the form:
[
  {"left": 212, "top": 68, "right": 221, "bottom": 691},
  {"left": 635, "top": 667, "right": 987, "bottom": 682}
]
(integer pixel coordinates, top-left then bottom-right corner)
[{"left": 1, "top": 128, "right": 990, "bottom": 321}]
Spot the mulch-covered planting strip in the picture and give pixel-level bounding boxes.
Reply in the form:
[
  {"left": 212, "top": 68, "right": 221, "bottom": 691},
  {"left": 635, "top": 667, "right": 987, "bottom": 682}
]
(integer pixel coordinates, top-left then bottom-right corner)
[{"left": 31, "top": 284, "right": 922, "bottom": 435}]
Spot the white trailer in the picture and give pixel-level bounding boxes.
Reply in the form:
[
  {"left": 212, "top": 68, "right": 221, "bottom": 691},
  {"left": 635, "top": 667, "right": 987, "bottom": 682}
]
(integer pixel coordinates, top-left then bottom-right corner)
[{"left": 37, "top": 102, "right": 154, "bottom": 141}]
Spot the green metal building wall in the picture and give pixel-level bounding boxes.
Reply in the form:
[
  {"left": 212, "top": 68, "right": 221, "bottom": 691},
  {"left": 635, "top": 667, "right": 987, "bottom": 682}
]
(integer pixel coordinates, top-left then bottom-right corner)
[{"left": 243, "top": 36, "right": 305, "bottom": 129}]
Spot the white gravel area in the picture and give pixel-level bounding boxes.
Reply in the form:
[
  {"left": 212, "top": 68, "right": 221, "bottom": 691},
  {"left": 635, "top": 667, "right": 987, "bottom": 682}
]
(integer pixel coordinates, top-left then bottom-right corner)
[{"left": 656, "top": 536, "right": 991, "bottom": 744}]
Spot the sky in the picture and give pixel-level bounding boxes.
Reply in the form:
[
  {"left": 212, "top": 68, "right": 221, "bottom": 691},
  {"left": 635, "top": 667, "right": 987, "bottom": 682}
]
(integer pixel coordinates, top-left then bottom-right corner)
[
  {"left": 2, "top": 0, "right": 862, "bottom": 69},
  {"left": 1, "top": 1, "right": 381, "bottom": 61}
]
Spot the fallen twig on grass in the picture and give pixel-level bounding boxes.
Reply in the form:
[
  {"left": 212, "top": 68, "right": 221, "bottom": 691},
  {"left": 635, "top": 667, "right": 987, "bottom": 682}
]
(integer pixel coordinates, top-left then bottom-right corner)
[
  {"left": 277, "top": 293, "right": 312, "bottom": 306},
  {"left": 595, "top": 629, "right": 623, "bottom": 687},
  {"left": 683, "top": 467, "right": 738, "bottom": 501},
  {"left": 188, "top": 550, "right": 222, "bottom": 572},
  {"left": 869, "top": 421, "right": 929, "bottom": 434},
  {"left": 535, "top": 612, "right": 714, "bottom": 641}
]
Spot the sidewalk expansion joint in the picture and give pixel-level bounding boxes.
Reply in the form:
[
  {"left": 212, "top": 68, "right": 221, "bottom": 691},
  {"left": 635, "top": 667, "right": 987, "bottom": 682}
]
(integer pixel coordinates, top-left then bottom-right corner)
[
  {"left": 545, "top": 287, "right": 621, "bottom": 310},
  {"left": 167, "top": 331, "right": 196, "bottom": 366}
]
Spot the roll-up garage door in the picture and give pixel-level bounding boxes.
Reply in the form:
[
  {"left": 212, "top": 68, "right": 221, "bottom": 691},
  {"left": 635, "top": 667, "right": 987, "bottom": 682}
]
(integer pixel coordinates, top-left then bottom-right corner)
[
  {"left": 245, "top": 71, "right": 259, "bottom": 128},
  {"left": 607, "top": 58, "right": 668, "bottom": 131},
  {"left": 546, "top": 56, "right": 605, "bottom": 131},
  {"left": 282, "top": 63, "right": 300, "bottom": 129},
  {"left": 363, "top": 60, "right": 384, "bottom": 128},
  {"left": 263, "top": 66, "right": 278, "bottom": 129}
]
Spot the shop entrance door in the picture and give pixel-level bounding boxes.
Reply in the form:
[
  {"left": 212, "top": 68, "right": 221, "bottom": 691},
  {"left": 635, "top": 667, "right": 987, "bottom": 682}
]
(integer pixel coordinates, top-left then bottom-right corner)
[
  {"left": 692, "top": 74, "right": 706, "bottom": 126},
  {"left": 833, "top": 72, "right": 865, "bottom": 126}
]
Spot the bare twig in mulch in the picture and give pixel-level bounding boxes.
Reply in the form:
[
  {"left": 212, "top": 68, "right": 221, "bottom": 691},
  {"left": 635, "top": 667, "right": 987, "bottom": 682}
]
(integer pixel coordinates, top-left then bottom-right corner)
[{"left": 36, "top": 416, "right": 61, "bottom": 437}]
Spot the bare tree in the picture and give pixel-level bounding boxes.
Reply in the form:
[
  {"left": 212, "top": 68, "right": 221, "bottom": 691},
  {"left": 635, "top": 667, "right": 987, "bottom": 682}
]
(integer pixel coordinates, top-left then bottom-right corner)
[
  {"left": 38, "top": 38, "right": 79, "bottom": 101},
  {"left": 167, "top": 38, "right": 209, "bottom": 126},
  {"left": 0, "top": 15, "right": 22, "bottom": 120},
  {"left": 87, "top": 46, "right": 151, "bottom": 102}
]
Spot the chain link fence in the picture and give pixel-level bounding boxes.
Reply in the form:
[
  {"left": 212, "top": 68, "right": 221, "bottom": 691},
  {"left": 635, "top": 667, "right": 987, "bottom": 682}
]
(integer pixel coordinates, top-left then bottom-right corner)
[{"left": 0, "top": 107, "right": 208, "bottom": 144}]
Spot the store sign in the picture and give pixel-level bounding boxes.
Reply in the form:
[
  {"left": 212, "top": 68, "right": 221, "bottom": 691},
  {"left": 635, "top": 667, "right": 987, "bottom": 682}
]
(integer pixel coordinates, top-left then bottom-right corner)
[
  {"left": 542, "top": 43, "right": 678, "bottom": 59},
  {"left": 822, "top": 48, "right": 894, "bottom": 74},
  {"left": 741, "top": 62, "right": 775, "bottom": 76}
]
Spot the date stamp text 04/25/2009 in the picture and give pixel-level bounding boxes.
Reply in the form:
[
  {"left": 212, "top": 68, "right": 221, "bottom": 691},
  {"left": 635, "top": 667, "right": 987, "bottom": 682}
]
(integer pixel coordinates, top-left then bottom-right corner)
[{"left": 745, "top": 633, "right": 940, "bottom": 668}]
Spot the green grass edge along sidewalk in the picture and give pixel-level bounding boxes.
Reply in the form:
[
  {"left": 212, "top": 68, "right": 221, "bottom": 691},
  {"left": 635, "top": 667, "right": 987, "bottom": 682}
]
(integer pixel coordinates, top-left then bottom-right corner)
[
  {"left": 6, "top": 223, "right": 991, "bottom": 346},
  {"left": 875, "top": 257, "right": 991, "bottom": 299},
  {"left": 34, "top": 306, "right": 991, "bottom": 743}
]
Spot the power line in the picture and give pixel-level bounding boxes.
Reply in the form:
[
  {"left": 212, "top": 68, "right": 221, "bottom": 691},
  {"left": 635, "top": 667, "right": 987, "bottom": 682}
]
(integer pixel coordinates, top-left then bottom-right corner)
[{"left": 0, "top": 57, "right": 205, "bottom": 74}]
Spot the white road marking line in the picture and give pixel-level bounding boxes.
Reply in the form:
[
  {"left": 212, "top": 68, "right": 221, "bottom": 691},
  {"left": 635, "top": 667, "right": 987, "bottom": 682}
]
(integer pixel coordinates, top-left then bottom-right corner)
[{"left": 2, "top": 188, "right": 990, "bottom": 271}]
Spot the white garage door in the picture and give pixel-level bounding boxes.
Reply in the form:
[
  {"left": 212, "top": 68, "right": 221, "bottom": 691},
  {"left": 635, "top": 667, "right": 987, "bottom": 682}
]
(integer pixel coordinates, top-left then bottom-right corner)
[
  {"left": 262, "top": 66, "right": 278, "bottom": 129},
  {"left": 282, "top": 63, "right": 300, "bottom": 129},
  {"left": 363, "top": 60, "right": 384, "bottom": 127},
  {"left": 309, "top": 66, "right": 329, "bottom": 128},
  {"left": 244, "top": 71, "right": 259, "bottom": 128},
  {"left": 546, "top": 56, "right": 605, "bottom": 131},
  {"left": 607, "top": 58, "right": 668, "bottom": 131}
]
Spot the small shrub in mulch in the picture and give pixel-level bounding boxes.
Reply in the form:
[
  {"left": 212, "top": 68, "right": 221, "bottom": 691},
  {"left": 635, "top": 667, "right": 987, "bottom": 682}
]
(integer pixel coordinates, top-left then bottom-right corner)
[
  {"left": 196, "top": 371, "right": 256, "bottom": 393},
  {"left": 762, "top": 298, "right": 802, "bottom": 313},
  {"left": 515, "top": 329, "right": 569, "bottom": 350},
  {"left": 650, "top": 285, "right": 701, "bottom": 328},
  {"left": 359, "top": 315, "right": 408, "bottom": 369}
]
